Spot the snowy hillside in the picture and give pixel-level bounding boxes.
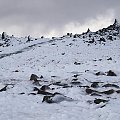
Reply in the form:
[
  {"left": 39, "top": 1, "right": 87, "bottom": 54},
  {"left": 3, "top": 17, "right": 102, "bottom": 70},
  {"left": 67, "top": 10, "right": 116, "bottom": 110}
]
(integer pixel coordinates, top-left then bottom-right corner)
[{"left": 0, "top": 19, "right": 120, "bottom": 120}]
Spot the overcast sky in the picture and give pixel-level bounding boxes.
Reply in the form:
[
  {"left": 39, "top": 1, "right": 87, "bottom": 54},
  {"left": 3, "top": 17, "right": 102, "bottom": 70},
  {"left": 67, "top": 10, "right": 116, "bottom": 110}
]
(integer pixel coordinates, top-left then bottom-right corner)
[{"left": 0, "top": 0, "right": 120, "bottom": 37}]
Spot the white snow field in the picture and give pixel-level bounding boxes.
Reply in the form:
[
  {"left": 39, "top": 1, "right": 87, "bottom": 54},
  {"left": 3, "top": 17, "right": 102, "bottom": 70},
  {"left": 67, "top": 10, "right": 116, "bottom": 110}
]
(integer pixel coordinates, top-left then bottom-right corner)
[{"left": 0, "top": 20, "right": 120, "bottom": 120}]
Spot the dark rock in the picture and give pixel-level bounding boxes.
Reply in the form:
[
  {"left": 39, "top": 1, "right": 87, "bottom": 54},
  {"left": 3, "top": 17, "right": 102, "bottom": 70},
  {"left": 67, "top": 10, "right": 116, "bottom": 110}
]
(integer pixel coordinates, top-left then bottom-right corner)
[
  {"left": 95, "top": 72, "right": 105, "bottom": 76},
  {"left": 94, "top": 99, "right": 108, "bottom": 104},
  {"left": 61, "top": 53, "right": 65, "bottom": 55},
  {"left": 86, "top": 88, "right": 95, "bottom": 94},
  {"left": 62, "top": 85, "right": 72, "bottom": 88},
  {"left": 73, "top": 74, "right": 79, "bottom": 78},
  {"left": 86, "top": 28, "right": 91, "bottom": 33},
  {"left": 51, "top": 76, "right": 57, "bottom": 78},
  {"left": 102, "top": 84, "right": 119, "bottom": 88},
  {"left": 14, "top": 70, "right": 19, "bottom": 72},
  {"left": 69, "top": 43, "right": 73, "bottom": 46},
  {"left": 2, "top": 32, "right": 5, "bottom": 39},
  {"left": 40, "top": 75, "right": 44, "bottom": 79},
  {"left": 79, "top": 85, "right": 89, "bottom": 88},
  {"left": 19, "top": 92, "right": 25, "bottom": 95},
  {"left": 51, "top": 43, "right": 56, "bottom": 45},
  {"left": 30, "top": 74, "right": 39, "bottom": 81},
  {"left": 67, "top": 33, "right": 72, "bottom": 37},
  {"left": 0, "top": 85, "right": 7, "bottom": 92},
  {"left": 91, "top": 93, "right": 102, "bottom": 96},
  {"left": 73, "top": 34, "right": 77, "bottom": 38},
  {"left": 85, "top": 70, "right": 89, "bottom": 72},
  {"left": 99, "top": 37, "right": 106, "bottom": 42},
  {"left": 33, "top": 87, "right": 40, "bottom": 91},
  {"left": 116, "top": 90, "right": 120, "bottom": 93},
  {"left": 101, "top": 89, "right": 114, "bottom": 95},
  {"left": 74, "top": 62, "right": 81, "bottom": 65},
  {"left": 42, "top": 96, "right": 53, "bottom": 103},
  {"left": 51, "top": 88, "right": 55, "bottom": 90},
  {"left": 91, "top": 82, "right": 99, "bottom": 88},
  {"left": 107, "top": 57, "right": 112, "bottom": 60},
  {"left": 106, "top": 70, "right": 117, "bottom": 76},
  {"left": 107, "top": 36, "right": 113, "bottom": 41},
  {"left": 88, "top": 38, "right": 95, "bottom": 43},
  {"left": 72, "top": 78, "right": 78, "bottom": 81},
  {"left": 53, "top": 82, "right": 68, "bottom": 87},
  {"left": 27, "top": 35, "right": 31, "bottom": 42},
  {"left": 41, "top": 36, "right": 44, "bottom": 39},
  {"left": 40, "top": 85, "right": 50, "bottom": 91},
  {"left": 71, "top": 81, "right": 81, "bottom": 85},
  {"left": 28, "top": 93, "right": 36, "bottom": 95},
  {"left": 99, "top": 59, "right": 102, "bottom": 61}
]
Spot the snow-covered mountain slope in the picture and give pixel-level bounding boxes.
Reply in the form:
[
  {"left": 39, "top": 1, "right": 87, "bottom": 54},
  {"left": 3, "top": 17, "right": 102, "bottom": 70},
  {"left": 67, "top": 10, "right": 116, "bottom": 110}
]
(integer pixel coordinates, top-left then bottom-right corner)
[{"left": 0, "top": 20, "right": 120, "bottom": 120}]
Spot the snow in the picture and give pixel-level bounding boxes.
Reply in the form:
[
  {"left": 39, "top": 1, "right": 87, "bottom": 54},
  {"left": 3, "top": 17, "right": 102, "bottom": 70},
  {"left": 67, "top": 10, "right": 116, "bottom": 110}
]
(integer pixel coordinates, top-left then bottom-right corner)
[{"left": 0, "top": 22, "right": 120, "bottom": 120}]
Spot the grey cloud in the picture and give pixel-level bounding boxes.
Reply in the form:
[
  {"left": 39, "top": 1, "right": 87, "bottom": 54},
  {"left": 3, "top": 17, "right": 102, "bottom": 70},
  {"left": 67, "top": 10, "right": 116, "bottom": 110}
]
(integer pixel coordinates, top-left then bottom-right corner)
[{"left": 0, "top": 0, "right": 119, "bottom": 37}]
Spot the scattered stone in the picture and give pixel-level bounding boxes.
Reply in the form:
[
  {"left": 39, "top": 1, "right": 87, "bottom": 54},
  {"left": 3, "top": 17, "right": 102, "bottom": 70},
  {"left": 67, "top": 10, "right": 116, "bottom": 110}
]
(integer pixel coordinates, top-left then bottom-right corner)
[
  {"left": 85, "top": 70, "right": 89, "bottom": 72},
  {"left": 30, "top": 74, "right": 39, "bottom": 81},
  {"left": 0, "top": 85, "right": 7, "bottom": 92},
  {"left": 102, "top": 84, "right": 119, "bottom": 88},
  {"left": 91, "top": 82, "right": 99, "bottom": 88},
  {"left": 51, "top": 43, "right": 56, "bottom": 45},
  {"left": 94, "top": 99, "right": 108, "bottom": 104},
  {"left": 14, "top": 70, "right": 19, "bottom": 72},
  {"left": 91, "top": 93, "right": 102, "bottom": 96},
  {"left": 61, "top": 53, "right": 65, "bottom": 55},
  {"left": 100, "top": 104, "right": 106, "bottom": 108},
  {"left": 40, "top": 75, "right": 44, "bottom": 79},
  {"left": 71, "top": 81, "right": 81, "bottom": 85},
  {"left": 62, "top": 85, "right": 72, "bottom": 88},
  {"left": 99, "top": 59, "right": 102, "bottom": 61},
  {"left": 106, "top": 70, "right": 117, "bottom": 76},
  {"left": 19, "top": 92, "right": 25, "bottom": 95},
  {"left": 107, "top": 57, "right": 112, "bottom": 60},
  {"left": 28, "top": 93, "right": 36, "bottom": 95},
  {"left": 72, "top": 78, "right": 78, "bottom": 81},
  {"left": 33, "top": 87, "right": 40, "bottom": 91},
  {"left": 86, "top": 88, "right": 96, "bottom": 94},
  {"left": 41, "top": 36, "right": 44, "bottom": 39},
  {"left": 79, "top": 85, "right": 89, "bottom": 88},
  {"left": 51, "top": 76, "right": 57, "bottom": 78},
  {"left": 99, "top": 37, "right": 106, "bottom": 42},
  {"left": 40, "top": 85, "right": 50, "bottom": 91},
  {"left": 42, "top": 96, "right": 53, "bottom": 103},
  {"left": 74, "top": 62, "right": 81, "bottom": 65},
  {"left": 73, "top": 74, "right": 79, "bottom": 78},
  {"left": 95, "top": 72, "right": 105, "bottom": 76},
  {"left": 101, "top": 89, "right": 114, "bottom": 95},
  {"left": 116, "top": 90, "right": 120, "bottom": 93}
]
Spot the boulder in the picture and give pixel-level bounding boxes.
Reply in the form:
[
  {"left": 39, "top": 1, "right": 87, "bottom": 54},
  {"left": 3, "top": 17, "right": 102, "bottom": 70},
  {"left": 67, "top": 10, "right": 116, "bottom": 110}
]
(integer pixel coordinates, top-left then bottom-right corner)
[
  {"left": 91, "top": 82, "right": 99, "bottom": 88},
  {"left": 106, "top": 70, "right": 117, "bottom": 76},
  {"left": 94, "top": 99, "right": 108, "bottom": 104},
  {"left": 30, "top": 74, "right": 39, "bottom": 81}
]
